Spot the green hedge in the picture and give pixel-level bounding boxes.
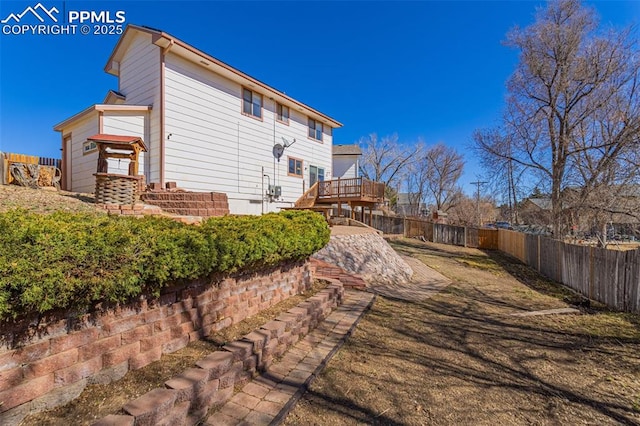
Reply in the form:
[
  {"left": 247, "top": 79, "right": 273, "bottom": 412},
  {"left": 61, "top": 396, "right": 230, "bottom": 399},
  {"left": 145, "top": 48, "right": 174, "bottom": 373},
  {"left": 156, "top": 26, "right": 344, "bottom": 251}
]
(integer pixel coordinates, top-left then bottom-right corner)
[{"left": 0, "top": 209, "right": 329, "bottom": 321}]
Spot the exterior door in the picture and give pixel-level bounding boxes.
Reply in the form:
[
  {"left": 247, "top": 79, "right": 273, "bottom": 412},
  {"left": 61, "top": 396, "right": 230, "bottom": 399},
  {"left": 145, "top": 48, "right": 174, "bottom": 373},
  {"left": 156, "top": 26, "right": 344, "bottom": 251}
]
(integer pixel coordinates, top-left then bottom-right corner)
[{"left": 309, "top": 165, "right": 325, "bottom": 187}]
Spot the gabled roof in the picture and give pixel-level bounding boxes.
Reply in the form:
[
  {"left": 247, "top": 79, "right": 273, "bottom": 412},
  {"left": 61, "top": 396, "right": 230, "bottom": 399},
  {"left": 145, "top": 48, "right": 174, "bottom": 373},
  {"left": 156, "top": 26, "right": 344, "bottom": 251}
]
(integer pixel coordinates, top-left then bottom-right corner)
[
  {"left": 525, "top": 197, "right": 552, "bottom": 210},
  {"left": 103, "top": 90, "right": 126, "bottom": 104},
  {"left": 53, "top": 104, "right": 151, "bottom": 132},
  {"left": 88, "top": 134, "right": 147, "bottom": 152},
  {"left": 332, "top": 145, "right": 362, "bottom": 156},
  {"left": 105, "top": 24, "right": 342, "bottom": 129}
]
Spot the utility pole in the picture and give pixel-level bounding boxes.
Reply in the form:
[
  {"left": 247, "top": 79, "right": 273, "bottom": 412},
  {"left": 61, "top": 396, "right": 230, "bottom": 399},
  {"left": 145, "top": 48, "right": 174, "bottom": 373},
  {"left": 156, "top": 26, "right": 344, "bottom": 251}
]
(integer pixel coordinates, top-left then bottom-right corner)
[{"left": 470, "top": 180, "right": 487, "bottom": 226}]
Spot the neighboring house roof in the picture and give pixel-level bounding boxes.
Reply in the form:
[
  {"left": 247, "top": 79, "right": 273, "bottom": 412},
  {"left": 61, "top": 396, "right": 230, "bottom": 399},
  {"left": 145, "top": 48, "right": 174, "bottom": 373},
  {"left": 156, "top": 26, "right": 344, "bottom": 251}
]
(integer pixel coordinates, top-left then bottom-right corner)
[
  {"left": 103, "top": 90, "right": 126, "bottom": 104},
  {"left": 105, "top": 24, "right": 342, "bottom": 129},
  {"left": 332, "top": 145, "right": 362, "bottom": 156},
  {"left": 53, "top": 104, "right": 151, "bottom": 131},
  {"left": 526, "top": 197, "right": 552, "bottom": 210}
]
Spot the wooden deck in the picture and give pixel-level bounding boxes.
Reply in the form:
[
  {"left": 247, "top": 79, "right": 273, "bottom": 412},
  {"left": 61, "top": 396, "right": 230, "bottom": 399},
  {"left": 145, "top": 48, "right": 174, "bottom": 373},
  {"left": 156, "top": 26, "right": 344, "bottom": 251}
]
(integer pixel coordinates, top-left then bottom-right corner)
[
  {"left": 295, "top": 178, "right": 385, "bottom": 208},
  {"left": 293, "top": 178, "right": 385, "bottom": 225}
]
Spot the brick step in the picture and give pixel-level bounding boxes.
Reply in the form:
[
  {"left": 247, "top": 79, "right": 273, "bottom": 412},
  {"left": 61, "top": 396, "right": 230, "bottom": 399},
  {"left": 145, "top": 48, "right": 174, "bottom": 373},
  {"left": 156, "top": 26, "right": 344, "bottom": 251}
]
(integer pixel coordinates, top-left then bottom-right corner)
[
  {"left": 139, "top": 200, "right": 228, "bottom": 210},
  {"left": 162, "top": 207, "right": 230, "bottom": 217},
  {"left": 141, "top": 192, "right": 228, "bottom": 202}
]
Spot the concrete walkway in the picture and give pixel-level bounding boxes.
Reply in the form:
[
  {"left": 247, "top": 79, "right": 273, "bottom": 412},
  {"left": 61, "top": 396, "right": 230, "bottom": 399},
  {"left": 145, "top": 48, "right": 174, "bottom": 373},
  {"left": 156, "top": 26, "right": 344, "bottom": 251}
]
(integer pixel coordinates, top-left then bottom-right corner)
[
  {"left": 204, "top": 290, "right": 375, "bottom": 426},
  {"left": 368, "top": 255, "right": 452, "bottom": 302}
]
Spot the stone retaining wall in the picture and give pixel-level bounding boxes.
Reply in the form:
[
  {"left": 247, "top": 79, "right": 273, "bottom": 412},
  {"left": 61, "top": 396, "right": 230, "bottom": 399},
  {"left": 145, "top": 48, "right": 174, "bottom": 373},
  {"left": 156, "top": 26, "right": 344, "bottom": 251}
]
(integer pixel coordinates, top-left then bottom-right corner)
[
  {"left": 312, "top": 232, "right": 413, "bottom": 285},
  {"left": 140, "top": 191, "right": 230, "bottom": 217},
  {"left": 93, "top": 282, "right": 344, "bottom": 426},
  {"left": 0, "top": 262, "right": 312, "bottom": 426}
]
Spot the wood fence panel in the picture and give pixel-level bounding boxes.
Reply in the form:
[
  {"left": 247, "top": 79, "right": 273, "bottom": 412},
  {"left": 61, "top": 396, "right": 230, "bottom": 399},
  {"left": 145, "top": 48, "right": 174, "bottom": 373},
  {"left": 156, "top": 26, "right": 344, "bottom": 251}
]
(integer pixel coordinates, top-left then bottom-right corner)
[
  {"left": 466, "top": 227, "right": 479, "bottom": 248},
  {"left": 524, "top": 234, "right": 539, "bottom": 269},
  {"left": 538, "top": 237, "right": 562, "bottom": 282},
  {"left": 561, "top": 243, "right": 590, "bottom": 297},
  {"left": 623, "top": 250, "right": 640, "bottom": 312},
  {"left": 498, "top": 229, "right": 526, "bottom": 262},
  {"left": 434, "top": 224, "right": 465, "bottom": 246},
  {"left": 371, "top": 215, "right": 404, "bottom": 235},
  {"left": 404, "top": 218, "right": 433, "bottom": 241},
  {"left": 478, "top": 229, "right": 499, "bottom": 249}
]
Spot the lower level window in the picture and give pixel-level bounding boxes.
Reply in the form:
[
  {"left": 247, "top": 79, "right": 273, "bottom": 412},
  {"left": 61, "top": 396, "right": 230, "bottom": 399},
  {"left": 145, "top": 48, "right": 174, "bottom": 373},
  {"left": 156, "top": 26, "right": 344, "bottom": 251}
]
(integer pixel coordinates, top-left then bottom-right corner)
[{"left": 288, "top": 157, "right": 303, "bottom": 177}]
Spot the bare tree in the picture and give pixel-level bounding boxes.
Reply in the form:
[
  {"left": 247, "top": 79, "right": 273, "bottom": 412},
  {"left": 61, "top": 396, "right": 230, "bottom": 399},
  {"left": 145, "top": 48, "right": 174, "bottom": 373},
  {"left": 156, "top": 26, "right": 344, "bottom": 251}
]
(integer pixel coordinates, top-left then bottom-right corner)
[
  {"left": 446, "top": 193, "right": 498, "bottom": 226},
  {"left": 423, "top": 143, "right": 465, "bottom": 212},
  {"left": 474, "top": 130, "right": 526, "bottom": 224},
  {"left": 358, "top": 133, "right": 419, "bottom": 191},
  {"left": 475, "top": 0, "right": 640, "bottom": 241}
]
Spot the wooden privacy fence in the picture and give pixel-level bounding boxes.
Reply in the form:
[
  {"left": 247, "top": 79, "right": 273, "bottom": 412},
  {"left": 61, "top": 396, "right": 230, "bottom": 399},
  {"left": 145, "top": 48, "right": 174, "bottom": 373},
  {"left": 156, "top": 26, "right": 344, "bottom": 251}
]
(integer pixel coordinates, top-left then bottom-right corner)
[
  {"left": 1, "top": 152, "right": 62, "bottom": 185},
  {"left": 343, "top": 212, "right": 640, "bottom": 313},
  {"left": 498, "top": 230, "right": 640, "bottom": 312}
]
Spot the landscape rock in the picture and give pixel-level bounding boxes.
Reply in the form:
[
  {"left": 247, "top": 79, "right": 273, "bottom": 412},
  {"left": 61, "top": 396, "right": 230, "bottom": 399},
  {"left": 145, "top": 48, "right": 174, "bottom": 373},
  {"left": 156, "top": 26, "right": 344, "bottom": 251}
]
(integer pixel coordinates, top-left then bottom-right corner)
[{"left": 312, "top": 232, "right": 413, "bottom": 285}]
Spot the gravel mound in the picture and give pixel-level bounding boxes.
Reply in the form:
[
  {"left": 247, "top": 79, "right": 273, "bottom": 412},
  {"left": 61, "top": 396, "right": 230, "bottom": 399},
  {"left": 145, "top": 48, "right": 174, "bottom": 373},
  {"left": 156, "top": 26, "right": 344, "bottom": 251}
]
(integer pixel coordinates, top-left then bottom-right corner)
[{"left": 312, "top": 232, "right": 413, "bottom": 285}]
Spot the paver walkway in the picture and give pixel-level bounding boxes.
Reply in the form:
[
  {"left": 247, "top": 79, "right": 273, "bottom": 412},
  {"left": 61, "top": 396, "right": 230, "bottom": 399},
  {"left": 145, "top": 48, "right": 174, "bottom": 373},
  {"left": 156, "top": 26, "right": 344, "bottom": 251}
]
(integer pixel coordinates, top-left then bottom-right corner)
[
  {"left": 368, "top": 255, "right": 452, "bottom": 302},
  {"left": 204, "top": 290, "right": 375, "bottom": 426}
]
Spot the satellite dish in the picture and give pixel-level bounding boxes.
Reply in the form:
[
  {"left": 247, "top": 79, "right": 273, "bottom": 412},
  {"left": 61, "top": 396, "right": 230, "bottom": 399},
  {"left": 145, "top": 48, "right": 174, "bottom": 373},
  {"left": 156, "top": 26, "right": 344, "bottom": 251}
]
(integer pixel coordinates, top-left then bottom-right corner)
[
  {"left": 272, "top": 143, "right": 284, "bottom": 161},
  {"left": 282, "top": 137, "right": 296, "bottom": 148}
]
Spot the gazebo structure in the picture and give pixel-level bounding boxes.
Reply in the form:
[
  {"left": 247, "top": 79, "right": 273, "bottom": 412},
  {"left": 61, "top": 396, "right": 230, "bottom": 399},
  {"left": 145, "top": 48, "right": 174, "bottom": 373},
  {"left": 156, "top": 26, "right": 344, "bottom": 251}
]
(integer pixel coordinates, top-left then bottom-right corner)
[{"left": 90, "top": 134, "right": 147, "bottom": 205}]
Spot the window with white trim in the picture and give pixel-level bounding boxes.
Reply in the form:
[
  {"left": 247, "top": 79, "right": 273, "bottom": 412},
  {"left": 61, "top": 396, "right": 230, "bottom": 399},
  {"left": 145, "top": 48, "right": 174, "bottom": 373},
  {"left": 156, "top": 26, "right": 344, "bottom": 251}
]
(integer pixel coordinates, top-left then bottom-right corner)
[
  {"left": 288, "top": 157, "right": 303, "bottom": 177},
  {"left": 242, "top": 88, "right": 262, "bottom": 119},
  {"left": 276, "top": 103, "right": 289, "bottom": 124},
  {"left": 308, "top": 118, "right": 323, "bottom": 141}
]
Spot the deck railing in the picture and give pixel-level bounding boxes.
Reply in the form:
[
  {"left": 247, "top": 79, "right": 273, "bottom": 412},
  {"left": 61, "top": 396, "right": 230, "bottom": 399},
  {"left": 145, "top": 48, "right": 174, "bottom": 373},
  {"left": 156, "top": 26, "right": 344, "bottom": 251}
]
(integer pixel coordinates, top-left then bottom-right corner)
[{"left": 317, "top": 177, "right": 384, "bottom": 202}]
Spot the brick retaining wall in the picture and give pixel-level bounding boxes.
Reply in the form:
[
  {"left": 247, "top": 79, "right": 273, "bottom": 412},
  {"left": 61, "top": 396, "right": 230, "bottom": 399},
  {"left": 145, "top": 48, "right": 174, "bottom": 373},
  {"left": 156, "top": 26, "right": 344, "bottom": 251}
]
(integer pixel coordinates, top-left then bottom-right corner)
[
  {"left": 0, "top": 261, "right": 312, "bottom": 425},
  {"left": 93, "top": 282, "right": 344, "bottom": 426}
]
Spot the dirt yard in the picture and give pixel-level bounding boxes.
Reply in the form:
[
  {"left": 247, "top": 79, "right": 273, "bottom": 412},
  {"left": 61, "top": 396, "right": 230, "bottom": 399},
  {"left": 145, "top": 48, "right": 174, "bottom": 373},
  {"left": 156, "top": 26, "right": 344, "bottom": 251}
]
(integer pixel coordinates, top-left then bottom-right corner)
[
  {"left": 284, "top": 238, "right": 640, "bottom": 425},
  {"left": 0, "top": 185, "right": 101, "bottom": 214}
]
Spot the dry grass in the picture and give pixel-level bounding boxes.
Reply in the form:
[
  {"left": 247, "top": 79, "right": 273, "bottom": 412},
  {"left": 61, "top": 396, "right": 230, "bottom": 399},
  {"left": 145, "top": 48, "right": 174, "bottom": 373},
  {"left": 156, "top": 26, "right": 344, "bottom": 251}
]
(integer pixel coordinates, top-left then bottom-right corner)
[
  {"left": 284, "top": 239, "right": 640, "bottom": 425},
  {"left": 0, "top": 185, "right": 101, "bottom": 214}
]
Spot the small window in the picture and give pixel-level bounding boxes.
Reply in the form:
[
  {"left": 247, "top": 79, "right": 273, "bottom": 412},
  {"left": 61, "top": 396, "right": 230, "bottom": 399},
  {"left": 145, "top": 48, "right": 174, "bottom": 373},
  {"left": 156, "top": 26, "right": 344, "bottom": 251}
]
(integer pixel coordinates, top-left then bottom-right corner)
[
  {"left": 83, "top": 140, "right": 97, "bottom": 154},
  {"left": 276, "top": 103, "right": 289, "bottom": 124},
  {"left": 288, "top": 157, "right": 303, "bottom": 177},
  {"left": 242, "top": 88, "right": 262, "bottom": 119},
  {"left": 308, "top": 118, "right": 323, "bottom": 141}
]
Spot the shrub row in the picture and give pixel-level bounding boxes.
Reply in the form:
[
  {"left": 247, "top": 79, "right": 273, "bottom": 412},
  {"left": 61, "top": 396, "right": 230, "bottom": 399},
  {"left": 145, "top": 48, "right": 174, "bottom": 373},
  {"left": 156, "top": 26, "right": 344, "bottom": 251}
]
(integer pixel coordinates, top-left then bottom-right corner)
[{"left": 0, "top": 209, "right": 329, "bottom": 321}]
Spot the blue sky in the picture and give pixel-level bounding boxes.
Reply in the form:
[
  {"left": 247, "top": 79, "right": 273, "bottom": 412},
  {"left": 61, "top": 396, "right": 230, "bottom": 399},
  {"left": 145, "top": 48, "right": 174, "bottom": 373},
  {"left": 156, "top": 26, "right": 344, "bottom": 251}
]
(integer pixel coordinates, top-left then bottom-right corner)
[{"left": 1, "top": 0, "right": 638, "bottom": 195}]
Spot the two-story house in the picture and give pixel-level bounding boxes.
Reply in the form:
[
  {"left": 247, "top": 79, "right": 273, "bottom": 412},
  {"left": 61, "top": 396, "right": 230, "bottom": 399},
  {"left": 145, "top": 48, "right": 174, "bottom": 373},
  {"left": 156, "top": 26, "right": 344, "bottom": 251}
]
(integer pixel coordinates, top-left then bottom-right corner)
[{"left": 54, "top": 24, "right": 342, "bottom": 215}]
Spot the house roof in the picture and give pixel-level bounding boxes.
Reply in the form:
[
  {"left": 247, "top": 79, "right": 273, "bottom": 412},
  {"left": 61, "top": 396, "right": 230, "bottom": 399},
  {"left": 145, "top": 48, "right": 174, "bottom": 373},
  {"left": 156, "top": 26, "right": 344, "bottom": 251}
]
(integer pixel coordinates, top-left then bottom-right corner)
[
  {"left": 526, "top": 197, "right": 552, "bottom": 210},
  {"left": 103, "top": 90, "right": 126, "bottom": 104},
  {"left": 332, "top": 145, "right": 362, "bottom": 156},
  {"left": 105, "top": 25, "right": 342, "bottom": 129},
  {"left": 53, "top": 104, "right": 151, "bottom": 132},
  {"left": 87, "top": 134, "right": 148, "bottom": 152}
]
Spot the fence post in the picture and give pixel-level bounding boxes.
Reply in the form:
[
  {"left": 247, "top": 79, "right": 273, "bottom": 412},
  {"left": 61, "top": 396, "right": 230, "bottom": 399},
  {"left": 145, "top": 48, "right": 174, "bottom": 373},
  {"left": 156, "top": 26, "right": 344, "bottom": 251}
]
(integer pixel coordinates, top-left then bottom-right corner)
[
  {"left": 589, "top": 246, "right": 594, "bottom": 301},
  {"left": 464, "top": 227, "right": 467, "bottom": 247},
  {"left": 403, "top": 218, "right": 407, "bottom": 238}
]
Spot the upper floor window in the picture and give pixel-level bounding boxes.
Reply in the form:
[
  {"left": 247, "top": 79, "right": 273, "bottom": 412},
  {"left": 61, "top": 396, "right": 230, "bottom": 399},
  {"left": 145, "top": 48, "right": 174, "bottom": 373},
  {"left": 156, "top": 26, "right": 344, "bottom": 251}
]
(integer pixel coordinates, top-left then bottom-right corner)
[
  {"left": 242, "top": 88, "right": 262, "bottom": 119},
  {"left": 308, "top": 118, "right": 323, "bottom": 141},
  {"left": 276, "top": 103, "right": 289, "bottom": 124}
]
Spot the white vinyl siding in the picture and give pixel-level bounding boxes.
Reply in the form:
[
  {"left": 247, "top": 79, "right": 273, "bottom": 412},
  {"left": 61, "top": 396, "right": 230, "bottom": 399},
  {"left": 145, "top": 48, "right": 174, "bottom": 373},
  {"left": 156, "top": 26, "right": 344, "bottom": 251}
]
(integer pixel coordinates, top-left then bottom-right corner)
[
  {"left": 102, "top": 112, "right": 148, "bottom": 179},
  {"left": 118, "top": 33, "right": 161, "bottom": 183},
  {"left": 68, "top": 115, "right": 100, "bottom": 194},
  {"left": 163, "top": 52, "right": 333, "bottom": 214},
  {"left": 332, "top": 155, "right": 359, "bottom": 179}
]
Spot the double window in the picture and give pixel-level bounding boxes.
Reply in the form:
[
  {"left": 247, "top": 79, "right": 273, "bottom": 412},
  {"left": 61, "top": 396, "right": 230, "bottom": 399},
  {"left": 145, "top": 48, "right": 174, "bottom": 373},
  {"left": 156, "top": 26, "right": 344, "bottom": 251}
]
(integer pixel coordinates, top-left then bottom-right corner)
[
  {"left": 288, "top": 157, "right": 303, "bottom": 177},
  {"left": 308, "top": 118, "right": 323, "bottom": 141},
  {"left": 242, "top": 88, "right": 262, "bottom": 119},
  {"left": 276, "top": 103, "right": 289, "bottom": 124}
]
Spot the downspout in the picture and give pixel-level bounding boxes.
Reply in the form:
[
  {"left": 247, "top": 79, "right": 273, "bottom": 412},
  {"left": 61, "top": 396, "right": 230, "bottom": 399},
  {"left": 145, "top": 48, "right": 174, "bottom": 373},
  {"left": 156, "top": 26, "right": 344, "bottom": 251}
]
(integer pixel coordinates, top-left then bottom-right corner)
[{"left": 159, "top": 39, "right": 174, "bottom": 187}]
